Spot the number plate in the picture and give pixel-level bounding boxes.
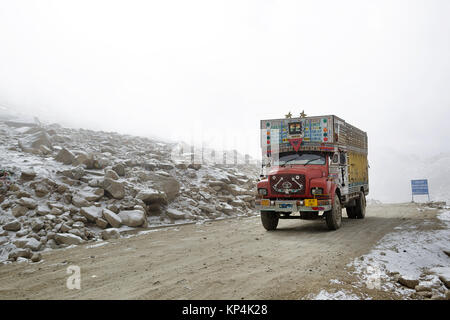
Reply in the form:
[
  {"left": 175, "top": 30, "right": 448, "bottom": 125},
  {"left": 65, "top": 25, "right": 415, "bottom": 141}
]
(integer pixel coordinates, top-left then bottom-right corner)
[
  {"left": 304, "top": 199, "right": 318, "bottom": 207},
  {"left": 279, "top": 203, "right": 293, "bottom": 209},
  {"left": 261, "top": 199, "right": 270, "bottom": 206}
]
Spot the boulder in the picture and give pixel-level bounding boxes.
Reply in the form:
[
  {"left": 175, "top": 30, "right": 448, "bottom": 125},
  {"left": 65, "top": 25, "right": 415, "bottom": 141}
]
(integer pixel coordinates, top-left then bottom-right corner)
[
  {"left": 31, "top": 219, "right": 45, "bottom": 232},
  {"left": 136, "top": 189, "right": 168, "bottom": 205},
  {"left": 3, "top": 220, "right": 22, "bottom": 231},
  {"left": 18, "top": 130, "right": 52, "bottom": 153},
  {"left": 39, "top": 145, "right": 52, "bottom": 155},
  {"left": 50, "top": 207, "right": 63, "bottom": 216},
  {"left": 20, "top": 169, "right": 37, "bottom": 181},
  {"left": 34, "top": 183, "right": 49, "bottom": 197},
  {"left": 93, "top": 157, "right": 110, "bottom": 170},
  {"left": 56, "top": 184, "right": 68, "bottom": 194},
  {"left": 61, "top": 166, "right": 85, "bottom": 180},
  {"left": 103, "top": 178, "right": 125, "bottom": 199},
  {"left": 46, "top": 239, "right": 59, "bottom": 249},
  {"left": 157, "top": 162, "right": 175, "bottom": 170},
  {"left": 430, "top": 267, "right": 450, "bottom": 289},
  {"left": 72, "top": 195, "right": 91, "bottom": 208},
  {"left": 73, "top": 152, "right": 90, "bottom": 167},
  {"left": 175, "top": 162, "right": 188, "bottom": 170},
  {"left": 199, "top": 204, "right": 215, "bottom": 214},
  {"left": 102, "top": 208, "right": 122, "bottom": 228},
  {"left": 31, "top": 252, "right": 42, "bottom": 262},
  {"left": 95, "top": 217, "right": 109, "bottom": 229},
  {"left": 68, "top": 229, "right": 84, "bottom": 238},
  {"left": 16, "top": 197, "right": 38, "bottom": 209},
  {"left": 118, "top": 210, "right": 146, "bottom": 227},
  {"left": 60, "top": 223, "right": 71, "bottom": 233},
  {"left": 166, "top": 208, "right": 186, "bottom": 220},
  {"left": 24, "top": 238, "right": 42, "bottom": 251},
  {"left": 415, "top": 284, "right": 432, "bottom": 292},
  {"left": 106, "top": 204, "right": 120, "bottom": 214},
  {"left": 398, "top": 277, "right": 420, "bottom": 289},
  {"left": 8, "top": 248, "right": 32, "bottom": 260},
  {"left": 101, "top": 228, "right": 120, "bottom": 240},
  {"left": 151, "top": 175, "right": 180, "bottom": 202},
  {"left": 188, "top": 163, "right": 202, "bottom": 170},
  {"left": 112, "top": 163, "right": 125, "bottom": 177},
  {"left": 72, "top": 221, "right": 85, "bottom": 229},
  {"left": 219, "top": 203, "right": 234, "bottom": 215},
  {"left": 105, "top": 169, "right": 119, "bottom": 180},
  {"left": 80, "top": 206, "right": 103, "bottom": 222},
  {"left": 16, "top": 229, "right": 29, "bottom": 237},
  {"left": 71, "top": 166, "right": 85, "bottom": 180},
  {"left": 76, "top": 188, "right": 104, "bottom": 202},
  {"left": 54, "top": 233, "right": 83, "bottom": 245},
  {"left": 11, "top": 205, "right": 28, "bottom": 217},
  {"left": 13, "top": 238, "right": 29, "bottom": 248},
  {"left": 55, "top": 148, "right": 75, "bottom": 165},
  {"left": 36, "top": 206, "right": 50, "bottom": 216}
]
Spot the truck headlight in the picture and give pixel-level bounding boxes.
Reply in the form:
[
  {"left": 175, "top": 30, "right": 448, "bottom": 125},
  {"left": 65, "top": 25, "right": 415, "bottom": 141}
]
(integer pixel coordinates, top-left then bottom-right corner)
[
  {"left": 311, "top": 187, "right": 323, "bottom": 195},
  {"left": 258, "top": 188, "right": 268, "bottom": 196}
]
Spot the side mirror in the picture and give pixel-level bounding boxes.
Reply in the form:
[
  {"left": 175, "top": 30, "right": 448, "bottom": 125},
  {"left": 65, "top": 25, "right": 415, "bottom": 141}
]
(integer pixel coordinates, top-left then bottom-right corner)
[{"left": 332, "top": 153, "right": 339, "bottom": 163}]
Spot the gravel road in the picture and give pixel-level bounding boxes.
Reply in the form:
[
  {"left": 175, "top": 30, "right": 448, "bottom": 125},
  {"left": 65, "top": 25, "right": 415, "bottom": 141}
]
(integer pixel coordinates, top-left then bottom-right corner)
[{"left": 0, "top": 203, "right": 439, "bottom": 299}]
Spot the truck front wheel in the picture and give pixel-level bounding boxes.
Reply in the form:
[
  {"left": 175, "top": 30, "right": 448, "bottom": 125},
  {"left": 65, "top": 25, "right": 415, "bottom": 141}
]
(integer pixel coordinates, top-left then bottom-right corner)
[
  {"left": 354, "top": 191, "right": 366, "bottom": 219},
  {"left": 325, "top": 195, "right": 342, "bottom": 230},
  {"left": 261, "top": 211, "right": 279, "bottom": 231}
]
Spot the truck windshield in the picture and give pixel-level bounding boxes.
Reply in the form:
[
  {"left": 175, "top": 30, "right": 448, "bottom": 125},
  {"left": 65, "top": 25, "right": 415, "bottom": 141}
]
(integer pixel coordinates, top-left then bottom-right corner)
[{"left": 276, "top": 152, "right": 326, "bottom": 166}]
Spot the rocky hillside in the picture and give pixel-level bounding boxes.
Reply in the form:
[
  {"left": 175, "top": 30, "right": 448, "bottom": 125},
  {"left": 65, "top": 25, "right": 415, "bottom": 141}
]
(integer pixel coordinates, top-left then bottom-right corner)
[{"left": 0, "top": 112, "right": 260, "bottom": 263}]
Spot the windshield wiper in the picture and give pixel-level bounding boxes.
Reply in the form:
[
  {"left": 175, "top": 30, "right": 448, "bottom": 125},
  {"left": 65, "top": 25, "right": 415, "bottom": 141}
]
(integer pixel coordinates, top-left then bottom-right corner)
[
  {"left": 280, "top": 158, "right": 297, "bottom": 167},
  {"left": 303, "top": 158, "right": 322, "bottom": 166}
]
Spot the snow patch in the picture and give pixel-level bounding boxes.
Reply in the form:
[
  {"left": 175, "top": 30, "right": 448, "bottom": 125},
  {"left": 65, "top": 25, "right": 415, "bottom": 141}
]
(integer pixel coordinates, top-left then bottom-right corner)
[{"left": 311, "top": 290, "right": 362, "bottom": 300}]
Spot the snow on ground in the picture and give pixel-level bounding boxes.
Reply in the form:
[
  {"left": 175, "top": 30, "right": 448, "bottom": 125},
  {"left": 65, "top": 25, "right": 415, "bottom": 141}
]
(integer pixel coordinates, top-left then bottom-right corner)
[
  {"left": 309, "top": 206, "right": 450, "bottom": 300},
  {"left": 348, "top": 208, "right": 450, "bottom": 299},
  {"left": 312, "top": 290, "right": 361, "bottom": 300},
  {"left": 308, "top": 288, "right": 373, "bottom": 300}
]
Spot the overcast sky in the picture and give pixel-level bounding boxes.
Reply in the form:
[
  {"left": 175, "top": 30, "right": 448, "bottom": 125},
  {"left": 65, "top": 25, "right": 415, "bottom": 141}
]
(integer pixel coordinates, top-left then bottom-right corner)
[{"left": 1, "top": 0, "right": 450, "bottom": 201}]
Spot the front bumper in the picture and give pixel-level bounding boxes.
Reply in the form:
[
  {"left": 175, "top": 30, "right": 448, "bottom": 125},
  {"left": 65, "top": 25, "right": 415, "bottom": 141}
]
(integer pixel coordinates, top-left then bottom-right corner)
[{"left": 255, "top": 199, "right": 332, "bottom": 212}]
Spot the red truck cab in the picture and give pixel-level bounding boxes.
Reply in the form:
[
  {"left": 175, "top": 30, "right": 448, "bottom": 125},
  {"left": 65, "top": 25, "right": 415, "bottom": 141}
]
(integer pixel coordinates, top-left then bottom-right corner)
[{"left": 256, "top": 151, "right": 334, "bottom": 222}]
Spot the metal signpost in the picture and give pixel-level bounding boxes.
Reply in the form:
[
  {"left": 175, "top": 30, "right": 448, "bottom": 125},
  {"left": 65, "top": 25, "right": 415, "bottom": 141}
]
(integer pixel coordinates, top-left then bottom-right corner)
[{"left": 411, "top": 179, "right": 430, "bottom": 202}]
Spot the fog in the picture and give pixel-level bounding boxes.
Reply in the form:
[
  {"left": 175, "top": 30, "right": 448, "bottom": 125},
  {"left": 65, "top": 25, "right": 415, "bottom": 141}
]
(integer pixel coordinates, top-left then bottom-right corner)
[{"left": 1, "top": 0, "right": 450, "bottom": 203}]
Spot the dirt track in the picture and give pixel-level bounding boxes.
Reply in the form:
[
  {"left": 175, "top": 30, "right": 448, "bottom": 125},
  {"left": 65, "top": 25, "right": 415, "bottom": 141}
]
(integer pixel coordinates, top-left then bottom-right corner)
[{"left": 0, "top": 203, "right": 439, "bottom": 299}]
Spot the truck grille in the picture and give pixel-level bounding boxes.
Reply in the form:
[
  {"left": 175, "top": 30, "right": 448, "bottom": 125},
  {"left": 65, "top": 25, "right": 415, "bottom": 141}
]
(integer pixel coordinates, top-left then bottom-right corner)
[{"left": 269, "top": 174, "right": 306, "bottom": 195}]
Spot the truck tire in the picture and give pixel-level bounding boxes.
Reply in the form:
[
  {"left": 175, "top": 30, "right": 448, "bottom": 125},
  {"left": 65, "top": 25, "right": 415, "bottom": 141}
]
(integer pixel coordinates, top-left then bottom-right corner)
[
  {"left": 325, "top": 195, "right": 342, "bottom": 230},
  {"left": 354, "top": 191, "right": 366, "bottom": 219},
  {"left": 346, "top": 207, "right": 357, "bottom": 219},
  {"left": 261, "top": 211, "right": 279, "bottom": 231}
]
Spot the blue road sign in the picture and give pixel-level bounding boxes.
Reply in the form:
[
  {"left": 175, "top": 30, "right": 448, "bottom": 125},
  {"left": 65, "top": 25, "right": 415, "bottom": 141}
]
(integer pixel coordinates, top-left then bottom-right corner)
[{"left": 411, "top": 179, "right": 429, "bottom": 195}]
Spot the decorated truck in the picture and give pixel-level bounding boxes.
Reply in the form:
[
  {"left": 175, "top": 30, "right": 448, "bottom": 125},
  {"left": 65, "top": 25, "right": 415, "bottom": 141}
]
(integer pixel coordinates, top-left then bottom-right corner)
[{"left": 255, "top": 114, "right": 368, "bottom": 230}]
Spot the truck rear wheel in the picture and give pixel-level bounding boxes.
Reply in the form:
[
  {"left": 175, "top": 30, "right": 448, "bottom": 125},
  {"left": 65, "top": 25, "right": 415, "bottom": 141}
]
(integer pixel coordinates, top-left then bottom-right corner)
[
  {"left": 261, "top": 211, "right": 279, "bottom": 231},
  {"left": 354, "top": 191, "right": 366, "bottom": 219},
  {"left": 325, "top": 195, "right": 342, "bottom": 230},
  {"left": 346, "top": 206, "right": 357, "bottom": 219}
]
